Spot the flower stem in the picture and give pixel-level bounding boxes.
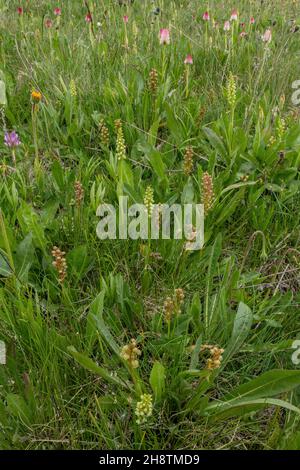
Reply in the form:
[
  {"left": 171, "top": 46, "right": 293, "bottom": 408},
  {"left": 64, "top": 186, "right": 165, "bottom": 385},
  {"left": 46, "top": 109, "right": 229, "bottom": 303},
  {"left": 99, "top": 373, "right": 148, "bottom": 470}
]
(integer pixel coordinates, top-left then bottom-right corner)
[{"left": 32, "top": 104, "right": 39, "bottom": 162}]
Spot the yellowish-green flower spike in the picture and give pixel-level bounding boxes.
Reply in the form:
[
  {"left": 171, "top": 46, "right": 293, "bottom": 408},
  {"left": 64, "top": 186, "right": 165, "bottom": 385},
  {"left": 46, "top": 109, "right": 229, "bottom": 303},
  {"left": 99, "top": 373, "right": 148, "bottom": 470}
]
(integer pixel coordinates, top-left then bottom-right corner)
[
  {"left": 268, "top": 135, "right": 276, "bottom": 147},
  {"left": 115, "top": 120, "right": 126, "bottom": 160},
  {"left": 201, "top": 344, "right": 225, "bottom": 370},
  {"left": 120, "top": 339, "right": 141, "bottom": 369},
  {"left": 202, "top": 172, "right": 214, "bottom": 215},
  {"left": 144, "top": 186, "right": 154, "bottom": 217},
  {"left": 148, "top": 68, "right": 158, "bottom": 95},
  {"left": 276, "top": 116, "right": 286, "bottom": 141},
  {"left": 70, "top": 79, "right": 77, "bottom": 97},
  {"left": 183, "top": 146, "right": 194, "bottom": 176},
  {"left": 226, "top": 72, "right": 236, "bottom": 108},
  {"left": 135, "top": 394, "right": 153, "bottom": 425},
  {"left": 99, "top": 119, "right": 110, "bottom": 146},
  {"left": 164, "top": 296, "right": 175, "bottom": 322},
  {"left": 163, "top": 288, "right": 185, "bottom": 321}
]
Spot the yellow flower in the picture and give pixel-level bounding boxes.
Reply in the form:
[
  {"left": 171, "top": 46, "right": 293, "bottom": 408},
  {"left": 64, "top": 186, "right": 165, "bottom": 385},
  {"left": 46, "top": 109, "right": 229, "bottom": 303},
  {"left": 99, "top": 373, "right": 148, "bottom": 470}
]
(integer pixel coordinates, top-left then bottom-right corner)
[{"left": 31, "top": 90, "right": 42, "bottom": 102}]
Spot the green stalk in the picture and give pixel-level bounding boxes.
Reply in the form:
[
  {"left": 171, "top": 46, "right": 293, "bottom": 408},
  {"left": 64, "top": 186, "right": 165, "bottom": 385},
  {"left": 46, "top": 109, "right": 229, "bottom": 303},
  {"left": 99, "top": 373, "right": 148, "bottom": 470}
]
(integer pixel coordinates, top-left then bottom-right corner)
[
  {"left": 0, "top": 209, "right": 14, "bottom": 272},
  {"left": 32, "top": 104, "right": 39, "bottom": 162}
]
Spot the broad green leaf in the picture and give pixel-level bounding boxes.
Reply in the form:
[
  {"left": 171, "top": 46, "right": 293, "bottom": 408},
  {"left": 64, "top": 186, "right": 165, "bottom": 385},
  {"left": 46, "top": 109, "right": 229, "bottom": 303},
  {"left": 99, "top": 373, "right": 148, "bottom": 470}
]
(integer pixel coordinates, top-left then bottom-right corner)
[
  {"left": 15, "top": 233, "right": 34, "bottom": 282},
  {"left": 148, "top": 119, "right": 160, "bottom": 147},
  {"left": 67, "top": 245, "right": 92, "bottom": 280},
  {"left": 222, "top": 302, "right": 252, "bottom": 366},
  {"left": 220, "top": 181, "right": 257, "bottom": 195},
  {"left": 204, "top": 233, "right": 222, "bottom": 331},
  {"left": 85, "top": 290, "right": 105, "bottom": 345},
  {"left": 118, "top": 160, "right": 134, "bottom": 187},
  {"left": 0, "top": 250, "right": 12, "bottom": 277},
  {"left": 190, "top": 293, "right": 202, "bottom": 332},
  {"left": 6, "top": 394, "right": 31, "bottom": 425},
  {"left": 205, "top": 397, "right": 300, "bottom": 420},
  {"left": 147, "top": 149, "right": 167, "bottom": 184},
  {"left": 181, "top": 178, "right": 194, "bottom": 204},
  {"left": 51, "top": 161, "right": 65, "bottom": 191},
  {"left": 225, "top": 370, "right": 300, "bottom": 401},
  {"left": 123, "top": 182, "right": 141, "bottom": 204},
  {"left": 203, "top": 126, "right": 227, "bottom": 158},
  {"left": 150, "top": 362, "right": 165, "bottom": 403},
  {"left": 16, "top": 203, "right": 47, "bottom": 252}
]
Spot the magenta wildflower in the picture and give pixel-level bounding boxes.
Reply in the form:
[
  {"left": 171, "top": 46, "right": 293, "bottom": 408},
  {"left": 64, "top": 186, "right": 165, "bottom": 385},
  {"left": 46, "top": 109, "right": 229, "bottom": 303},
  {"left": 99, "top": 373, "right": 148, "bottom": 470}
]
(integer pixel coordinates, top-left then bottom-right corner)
[
  {"left": 184, "top": 54, "right": 193, "bottom": 65},
  {"left": 45, "top": 19, "right": 53, "bottom": 28},
  {"left": 224, "top": 21, "right": 230, "bottom": 31},
  {"left": 17, "top": 6, "right": 23, "bottom": 15},
  {"left": 54, "top": 7, "right": 61, "bottom": 16},
  {"left": 202, "top": 11, "right": 210, "bottom": 21},
  {"left": 230, "top": 9, "right": 238, "bottom": 21},
  {"left": 4, "top": 131, "right": 21, "bottom": 148},
  {"left": 159, "top": 28, "right": 170, "bottom": 45},
  {"left": 250, "top": 17, "right": 255, "bottom": 25},
  {"left": 262, "top": 28, "right": 272, "bottom": 43},
  {"left": 85, "top": 13, "right": 92, "bottom": 23},
  {"left": 123, "top": 15, "right": 129, "bottom": 24}
]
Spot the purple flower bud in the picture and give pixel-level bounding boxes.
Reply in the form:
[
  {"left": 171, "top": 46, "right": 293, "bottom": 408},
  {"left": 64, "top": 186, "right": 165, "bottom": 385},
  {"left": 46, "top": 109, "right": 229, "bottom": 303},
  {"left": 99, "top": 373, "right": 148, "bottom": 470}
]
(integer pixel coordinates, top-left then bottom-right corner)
[{"left": 4, "top": 131, "right": 21, "bottom": 148}]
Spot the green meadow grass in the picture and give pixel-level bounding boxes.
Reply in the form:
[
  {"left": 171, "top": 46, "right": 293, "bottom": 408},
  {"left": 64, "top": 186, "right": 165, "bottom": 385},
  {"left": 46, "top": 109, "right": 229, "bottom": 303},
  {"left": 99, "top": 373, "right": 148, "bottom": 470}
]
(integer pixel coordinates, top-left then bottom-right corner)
[{"left": 1, "top": 0, "right": 300, "bottom": 450}]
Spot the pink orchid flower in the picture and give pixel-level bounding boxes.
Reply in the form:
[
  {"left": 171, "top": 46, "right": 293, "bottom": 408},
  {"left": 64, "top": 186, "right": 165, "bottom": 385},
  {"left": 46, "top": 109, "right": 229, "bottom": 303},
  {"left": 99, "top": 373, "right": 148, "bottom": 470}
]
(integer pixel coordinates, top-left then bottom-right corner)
[
  {"left": 262, "top": 28, "right": 272, "bottom": 43},
  {"left": 224, "top": 21, "right": 230, "bottom": 31},
  {"left": 230, "top": 9, "right": 238, "bottom": 21},
  {"left": 159, "top": 28, "right": 170, "bottom": 45},
  {"left": 184, "top": 54, "right": 193, "bottom": 64}
]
